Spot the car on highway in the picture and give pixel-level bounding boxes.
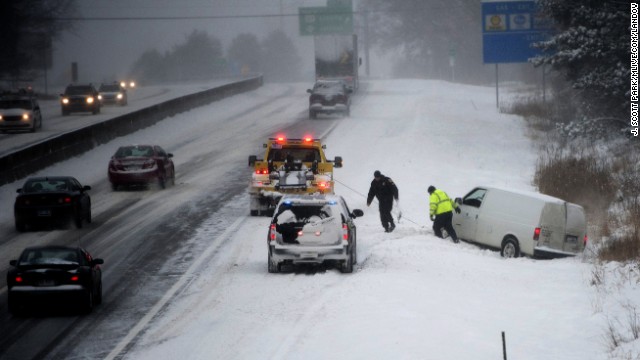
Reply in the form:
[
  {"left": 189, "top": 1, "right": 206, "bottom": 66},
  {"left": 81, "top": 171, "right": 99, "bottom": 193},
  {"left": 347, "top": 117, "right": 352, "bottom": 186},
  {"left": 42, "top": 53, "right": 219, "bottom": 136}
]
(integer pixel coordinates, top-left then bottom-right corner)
[
  {"left": 267, "top": 194, "right": 363, "bottom": 273},
  {"left": 108, "top": 144, "right": 176, "bottom": 190},
  {"left": 14, "top": 176, "right": 92, "bottom": 231},
  {"left": 98, "top": 82, "right": 128, "bottom": 106},
  {"left": 0, "top": 91, "right": 42, "bottom": 133},
  {"left": 60, "top": 83, "right": 101, "bottom": 115},
  {"left": 306, "top": 80, "right": 352, "bottom": 119},
  {"left": 120, "top": 80, "right": 136, "bottom": 89},
  {"left": 7, "top": 245, "right": 104, "bottom": 315}
]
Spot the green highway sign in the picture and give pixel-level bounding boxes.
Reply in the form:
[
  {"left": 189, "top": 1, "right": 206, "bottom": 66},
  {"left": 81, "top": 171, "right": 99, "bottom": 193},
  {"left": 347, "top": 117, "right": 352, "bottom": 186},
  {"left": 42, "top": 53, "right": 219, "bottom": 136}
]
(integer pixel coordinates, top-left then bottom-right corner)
[
  {"left": 299, "top": 6, "right": 353, "bottom": 36},
  {"left": 327, "top": 0, "right": 352, "bottom": 7}
]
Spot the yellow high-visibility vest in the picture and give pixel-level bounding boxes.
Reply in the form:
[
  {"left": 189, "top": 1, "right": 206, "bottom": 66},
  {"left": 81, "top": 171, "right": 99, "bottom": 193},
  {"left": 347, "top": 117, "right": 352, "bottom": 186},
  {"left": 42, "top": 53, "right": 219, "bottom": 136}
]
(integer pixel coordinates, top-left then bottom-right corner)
[{"left": 429, "top": 189, "right": 455, "bottom": 215}]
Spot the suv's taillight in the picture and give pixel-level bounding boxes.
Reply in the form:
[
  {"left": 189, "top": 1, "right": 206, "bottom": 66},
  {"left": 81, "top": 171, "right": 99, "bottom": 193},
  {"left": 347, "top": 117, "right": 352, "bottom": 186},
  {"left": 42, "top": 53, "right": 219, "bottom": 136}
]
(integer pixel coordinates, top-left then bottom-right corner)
[
  {"left": 269, "top": 224, "right": 277, "bottom": 241},
  {"left": 342, "top": 224, "right": 349, "bottom": 241}
]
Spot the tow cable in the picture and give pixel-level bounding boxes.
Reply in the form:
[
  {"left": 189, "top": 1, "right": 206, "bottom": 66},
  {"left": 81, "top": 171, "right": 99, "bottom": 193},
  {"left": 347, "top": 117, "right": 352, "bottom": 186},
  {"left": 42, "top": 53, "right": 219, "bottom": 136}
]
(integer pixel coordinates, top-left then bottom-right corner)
[{"left": 333, "top": 178, "right": 424, "bottom": 227}]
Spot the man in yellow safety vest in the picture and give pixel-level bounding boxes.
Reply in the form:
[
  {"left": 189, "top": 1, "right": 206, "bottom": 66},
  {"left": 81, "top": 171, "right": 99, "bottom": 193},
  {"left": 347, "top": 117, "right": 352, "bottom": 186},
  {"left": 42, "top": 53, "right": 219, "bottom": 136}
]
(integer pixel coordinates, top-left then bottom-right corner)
[{"left": 428, "top": 185, "right": 460, "bottom": 243}]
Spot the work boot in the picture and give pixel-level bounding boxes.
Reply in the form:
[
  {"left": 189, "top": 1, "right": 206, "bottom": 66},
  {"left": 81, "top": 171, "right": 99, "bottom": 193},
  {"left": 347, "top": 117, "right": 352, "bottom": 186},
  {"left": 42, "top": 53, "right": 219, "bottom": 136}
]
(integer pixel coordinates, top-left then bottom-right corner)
[{"left": 389, "top": 223, "right": 396, "bottom": 232}]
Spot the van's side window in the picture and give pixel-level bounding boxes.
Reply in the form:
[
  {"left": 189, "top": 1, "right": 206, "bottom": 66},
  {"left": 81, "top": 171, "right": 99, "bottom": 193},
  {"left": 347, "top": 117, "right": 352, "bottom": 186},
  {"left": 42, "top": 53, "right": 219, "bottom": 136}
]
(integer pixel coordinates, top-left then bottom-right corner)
[{"left": 463, "top": 188, "right": 487, "bottom": 208}]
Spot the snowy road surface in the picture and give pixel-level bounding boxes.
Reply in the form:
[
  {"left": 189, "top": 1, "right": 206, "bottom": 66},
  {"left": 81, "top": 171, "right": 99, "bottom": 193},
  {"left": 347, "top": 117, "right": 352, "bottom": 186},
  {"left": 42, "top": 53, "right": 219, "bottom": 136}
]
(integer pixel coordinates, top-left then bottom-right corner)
[{"left": 0, "top": 79, "right": 631, "bottom": 360}]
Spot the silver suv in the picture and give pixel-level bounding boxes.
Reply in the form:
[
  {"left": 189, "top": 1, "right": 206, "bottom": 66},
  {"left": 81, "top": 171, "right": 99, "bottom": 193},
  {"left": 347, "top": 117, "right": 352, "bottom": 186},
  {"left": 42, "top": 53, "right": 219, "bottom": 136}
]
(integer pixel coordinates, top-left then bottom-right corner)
[{"left": 267, "top": 194, "right": 363, "bottom": 273}]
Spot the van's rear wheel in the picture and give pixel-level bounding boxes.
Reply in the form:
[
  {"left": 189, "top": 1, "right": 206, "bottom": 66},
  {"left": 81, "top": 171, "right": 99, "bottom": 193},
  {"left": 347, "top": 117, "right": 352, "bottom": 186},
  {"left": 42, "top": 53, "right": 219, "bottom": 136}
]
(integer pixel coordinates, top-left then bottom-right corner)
[{"left": 501, "top": 236, "right": 520, "bottom": 258}]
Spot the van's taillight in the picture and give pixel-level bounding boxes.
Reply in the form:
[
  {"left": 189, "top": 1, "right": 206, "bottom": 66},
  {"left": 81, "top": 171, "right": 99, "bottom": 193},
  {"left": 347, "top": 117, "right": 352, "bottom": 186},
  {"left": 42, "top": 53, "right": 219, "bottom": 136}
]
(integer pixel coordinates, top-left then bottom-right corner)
[
  {"left": 15, "top": 276, "right": 23, "bottom": 283},
  {"left": 533, "top": 227, "right": 541, "bottom": 241},
  {"left": 342, "top": 224, "right": 349, "bottom": 240},
  {"left": 269, "top": 224, "right": 276, "bottom": 240},
  {"left": 583, "top": 234, "right": 588, "bottom": 246}
]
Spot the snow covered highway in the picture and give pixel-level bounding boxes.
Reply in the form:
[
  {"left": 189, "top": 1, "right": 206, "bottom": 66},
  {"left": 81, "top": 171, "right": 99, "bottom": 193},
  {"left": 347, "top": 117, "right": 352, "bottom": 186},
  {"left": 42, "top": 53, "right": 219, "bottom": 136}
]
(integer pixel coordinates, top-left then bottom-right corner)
[{"left": 0, "top": 80, "right": 624, "bottom": 359}]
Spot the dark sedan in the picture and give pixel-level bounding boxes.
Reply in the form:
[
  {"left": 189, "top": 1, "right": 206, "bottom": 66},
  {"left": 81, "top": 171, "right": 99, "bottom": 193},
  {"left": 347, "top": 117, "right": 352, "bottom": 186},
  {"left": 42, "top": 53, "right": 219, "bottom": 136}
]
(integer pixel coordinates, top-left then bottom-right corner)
[
  {"left": 7, "top": 246, "right": 103, "bottom": 315},
  {"left": 108, "top": 144, "right": 175, "bottom": 190},
  {"left": 14, "top": 176, "right": 92, "bottom": 231}
]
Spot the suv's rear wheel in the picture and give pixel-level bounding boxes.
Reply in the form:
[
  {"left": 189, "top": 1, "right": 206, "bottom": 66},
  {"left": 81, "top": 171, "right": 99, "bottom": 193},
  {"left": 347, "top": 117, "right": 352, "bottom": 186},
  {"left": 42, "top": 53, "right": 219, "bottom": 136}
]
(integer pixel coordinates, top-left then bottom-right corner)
[
  {"left": 340, "top": 250, "right": 354, "bottom": 273},
  {"left": 268, "top": 247, "right": 279, "bottom": 273}
]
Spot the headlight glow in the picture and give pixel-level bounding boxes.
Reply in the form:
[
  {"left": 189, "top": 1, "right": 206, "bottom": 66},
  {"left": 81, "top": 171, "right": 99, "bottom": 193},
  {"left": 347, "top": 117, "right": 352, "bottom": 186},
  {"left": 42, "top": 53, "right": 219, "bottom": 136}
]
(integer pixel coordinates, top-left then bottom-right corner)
[
  {"left": 129, "top": 81, "right": 136, "bottom": 88},
  {"left": 86, "top": 97, "right": 94, "bottom": 104},
  {"left": 117, "top": 93, "right": 123, "bottom": 99},
  {"left": 120, "top": 81, "right": 126, "bottom": 88},
  {"left": 62, "top": 98, "right": 69, "bottom": 104},
  {"left": 98, "top": 95, "right": 102, "bottom": 100},
  {"left": 22, "top": 113, "right": 29, "bottom": 120}
]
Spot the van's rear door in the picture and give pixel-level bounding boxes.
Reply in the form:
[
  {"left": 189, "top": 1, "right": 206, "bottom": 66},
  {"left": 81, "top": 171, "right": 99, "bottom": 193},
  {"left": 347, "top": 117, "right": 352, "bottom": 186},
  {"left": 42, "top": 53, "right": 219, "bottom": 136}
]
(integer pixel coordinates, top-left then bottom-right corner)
[
  {"left": 563, "top": 203, "right": 586, "bottom": 253},
  {"left": 538, "top": 203, "right": 567, "bottom": 252}
]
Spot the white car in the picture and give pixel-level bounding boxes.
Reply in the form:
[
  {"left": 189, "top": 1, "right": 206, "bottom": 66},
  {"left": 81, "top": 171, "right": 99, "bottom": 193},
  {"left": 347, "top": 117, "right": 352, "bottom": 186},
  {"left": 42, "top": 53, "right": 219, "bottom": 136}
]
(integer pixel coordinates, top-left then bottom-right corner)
[
  {"left": 267, "top": 194, "right": 363, "bottom": 273},
  {"left": 0, "top": 93, "right": 42, "bottom": 133}
]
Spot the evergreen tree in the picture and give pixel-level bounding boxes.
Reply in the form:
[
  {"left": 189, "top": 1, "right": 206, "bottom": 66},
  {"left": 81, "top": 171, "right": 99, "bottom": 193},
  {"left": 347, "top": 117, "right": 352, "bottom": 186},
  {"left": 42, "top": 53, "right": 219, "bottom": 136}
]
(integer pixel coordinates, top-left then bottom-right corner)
[{"left": 533, "top": 0, "right": 630, "bottom": 120}]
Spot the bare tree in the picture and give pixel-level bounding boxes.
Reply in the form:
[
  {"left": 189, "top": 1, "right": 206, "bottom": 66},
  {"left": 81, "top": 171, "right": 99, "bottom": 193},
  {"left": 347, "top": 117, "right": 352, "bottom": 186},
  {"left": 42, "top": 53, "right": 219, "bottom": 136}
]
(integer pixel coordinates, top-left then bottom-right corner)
[{"left": 0, "top": 1, "right": 76, "bottom": 83}]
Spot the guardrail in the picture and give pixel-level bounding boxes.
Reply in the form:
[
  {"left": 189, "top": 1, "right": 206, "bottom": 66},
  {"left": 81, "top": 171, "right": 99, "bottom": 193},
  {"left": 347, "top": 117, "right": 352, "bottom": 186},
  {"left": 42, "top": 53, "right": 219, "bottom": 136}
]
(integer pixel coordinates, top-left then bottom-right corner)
[{"left": 0, "top": 76, "right": 263, "bottom": 186}]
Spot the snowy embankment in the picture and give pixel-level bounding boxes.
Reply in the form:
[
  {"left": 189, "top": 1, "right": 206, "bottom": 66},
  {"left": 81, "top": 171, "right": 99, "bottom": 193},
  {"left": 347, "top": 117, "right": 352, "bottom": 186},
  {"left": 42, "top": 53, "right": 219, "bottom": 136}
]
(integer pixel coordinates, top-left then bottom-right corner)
[{"left": 118, "top": 79, "right": 638, "bottom": 360}]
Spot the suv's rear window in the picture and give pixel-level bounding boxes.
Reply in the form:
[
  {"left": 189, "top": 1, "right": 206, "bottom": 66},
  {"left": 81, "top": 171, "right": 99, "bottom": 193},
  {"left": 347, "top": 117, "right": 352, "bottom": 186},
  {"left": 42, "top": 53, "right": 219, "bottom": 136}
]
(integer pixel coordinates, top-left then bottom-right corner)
[{"left": 277, "top": 204, "right": 334, "bottom": 222}]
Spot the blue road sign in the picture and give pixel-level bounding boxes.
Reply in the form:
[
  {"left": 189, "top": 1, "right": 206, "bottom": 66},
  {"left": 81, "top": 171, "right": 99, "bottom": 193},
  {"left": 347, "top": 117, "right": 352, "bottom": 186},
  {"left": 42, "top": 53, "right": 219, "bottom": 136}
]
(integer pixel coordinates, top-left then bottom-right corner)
[{"left": 482, "top": 0, "right": 552, "bottom": 63}]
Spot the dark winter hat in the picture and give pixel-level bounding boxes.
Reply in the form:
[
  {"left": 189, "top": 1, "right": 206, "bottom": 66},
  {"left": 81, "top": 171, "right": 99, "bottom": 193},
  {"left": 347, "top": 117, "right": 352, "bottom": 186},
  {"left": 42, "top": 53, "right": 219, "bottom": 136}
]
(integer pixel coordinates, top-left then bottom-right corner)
[
  {"left": 428, "top": 185, "right": 436, "bottom": 194},
  {"left": 373, "top": 170, "right": 382, "bottom": 178}
]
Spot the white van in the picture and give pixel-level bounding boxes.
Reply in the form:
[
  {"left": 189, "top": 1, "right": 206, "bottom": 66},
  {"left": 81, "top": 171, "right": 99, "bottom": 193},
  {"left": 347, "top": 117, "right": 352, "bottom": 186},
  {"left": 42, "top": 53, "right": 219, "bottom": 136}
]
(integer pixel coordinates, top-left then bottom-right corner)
[{"left": 452, "top": 186, "right": 587, "bottom": 258}]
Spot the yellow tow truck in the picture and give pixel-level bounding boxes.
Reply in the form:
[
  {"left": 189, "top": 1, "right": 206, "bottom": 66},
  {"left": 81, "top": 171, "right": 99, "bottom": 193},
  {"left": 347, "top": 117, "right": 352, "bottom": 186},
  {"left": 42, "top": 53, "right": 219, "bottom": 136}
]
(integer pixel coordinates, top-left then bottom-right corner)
[{"left": 247, "top": 136, "right": 342, "bottom": 216}]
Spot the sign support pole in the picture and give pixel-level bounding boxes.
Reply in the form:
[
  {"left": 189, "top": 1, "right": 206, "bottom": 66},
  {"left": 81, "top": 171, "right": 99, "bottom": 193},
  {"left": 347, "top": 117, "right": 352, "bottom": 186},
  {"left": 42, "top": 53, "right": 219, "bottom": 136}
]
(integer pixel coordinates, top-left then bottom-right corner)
[
  {"left": 495, "top": 64, "right": 499, "bottom": 108},
  {"left": 542, "top": 63, "right": 546, "bottom": 104}
]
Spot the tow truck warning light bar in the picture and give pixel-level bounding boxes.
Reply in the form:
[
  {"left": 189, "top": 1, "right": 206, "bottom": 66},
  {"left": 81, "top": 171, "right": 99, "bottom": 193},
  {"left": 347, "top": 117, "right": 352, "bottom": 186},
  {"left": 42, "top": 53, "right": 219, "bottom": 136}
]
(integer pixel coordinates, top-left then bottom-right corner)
[{"left": 263, "top": 136, "right": 327, "bottom": 149}]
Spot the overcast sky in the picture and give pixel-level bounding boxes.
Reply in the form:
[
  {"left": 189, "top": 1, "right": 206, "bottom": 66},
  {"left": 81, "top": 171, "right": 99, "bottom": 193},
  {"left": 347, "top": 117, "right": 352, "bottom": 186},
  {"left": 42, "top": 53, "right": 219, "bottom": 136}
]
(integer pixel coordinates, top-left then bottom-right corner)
[{"left": 52, "top": 0, "right": 332, "bottom": 85}]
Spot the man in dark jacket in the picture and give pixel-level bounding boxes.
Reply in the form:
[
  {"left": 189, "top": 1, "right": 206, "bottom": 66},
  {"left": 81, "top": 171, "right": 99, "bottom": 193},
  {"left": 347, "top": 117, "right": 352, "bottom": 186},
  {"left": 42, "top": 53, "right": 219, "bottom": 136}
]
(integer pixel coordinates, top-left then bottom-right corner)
[{"left": 367, "top": 170, "right": 399, "bottom": 232}]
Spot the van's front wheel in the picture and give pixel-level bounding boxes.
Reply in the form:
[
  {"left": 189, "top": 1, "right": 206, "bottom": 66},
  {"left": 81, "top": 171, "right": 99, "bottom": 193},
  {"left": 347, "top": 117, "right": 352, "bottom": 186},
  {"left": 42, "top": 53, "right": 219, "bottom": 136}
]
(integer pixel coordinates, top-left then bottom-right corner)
[{"left": 501, "top": 236, "right": 520, "bottom": 258}]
